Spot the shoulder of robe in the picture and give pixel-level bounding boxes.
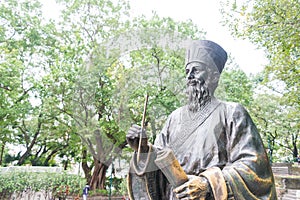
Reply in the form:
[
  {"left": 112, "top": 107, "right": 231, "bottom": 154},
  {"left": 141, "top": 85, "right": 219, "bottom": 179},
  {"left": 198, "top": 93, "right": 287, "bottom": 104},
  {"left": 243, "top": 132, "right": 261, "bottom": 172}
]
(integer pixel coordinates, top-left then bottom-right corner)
[
  {"left": 168, "top": 106, "right": 185, "bottom": 118},
  {"left": 220, "top": 101, "right": 251, "bottom": 119}
]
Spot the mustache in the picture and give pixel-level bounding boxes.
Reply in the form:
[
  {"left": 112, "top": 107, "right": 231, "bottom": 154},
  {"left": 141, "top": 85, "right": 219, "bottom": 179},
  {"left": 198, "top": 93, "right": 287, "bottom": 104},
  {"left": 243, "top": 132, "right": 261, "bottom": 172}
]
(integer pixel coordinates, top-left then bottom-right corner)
[{"left": 187, "top": 79, "right": 204, "bottom": 86}]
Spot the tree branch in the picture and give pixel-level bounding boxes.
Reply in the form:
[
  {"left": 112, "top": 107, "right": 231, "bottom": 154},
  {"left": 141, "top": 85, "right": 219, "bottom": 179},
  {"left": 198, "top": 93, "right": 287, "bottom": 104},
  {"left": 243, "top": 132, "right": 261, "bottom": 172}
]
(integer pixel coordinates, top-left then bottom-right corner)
[
  {"left": 17, "top": 113, "right": 43, "bottom": 165},
  {"left": 0, "top": 84, "right": 12, "bottom": 91}
]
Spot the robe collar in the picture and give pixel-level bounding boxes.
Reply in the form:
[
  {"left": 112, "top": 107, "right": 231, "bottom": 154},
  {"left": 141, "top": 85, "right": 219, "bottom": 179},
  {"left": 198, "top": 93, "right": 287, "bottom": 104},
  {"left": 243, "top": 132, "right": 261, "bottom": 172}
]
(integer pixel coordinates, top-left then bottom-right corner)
[{"left": 170, "top": 97, "right": 221, "bottom": 149}]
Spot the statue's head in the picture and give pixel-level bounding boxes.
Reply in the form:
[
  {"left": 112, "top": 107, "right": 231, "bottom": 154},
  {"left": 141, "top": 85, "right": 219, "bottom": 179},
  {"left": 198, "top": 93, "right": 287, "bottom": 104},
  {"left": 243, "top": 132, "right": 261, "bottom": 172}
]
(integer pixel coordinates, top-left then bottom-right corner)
[{"left": 185, "top": 40, "right": 227, "bottom": 112}]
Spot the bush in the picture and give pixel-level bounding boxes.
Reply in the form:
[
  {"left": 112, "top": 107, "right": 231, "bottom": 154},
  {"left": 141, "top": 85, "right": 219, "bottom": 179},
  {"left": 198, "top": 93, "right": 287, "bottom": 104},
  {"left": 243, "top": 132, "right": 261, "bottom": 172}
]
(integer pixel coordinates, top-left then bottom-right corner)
[{"left": 0, "top": 171, "right": 85, "bottom": 199}]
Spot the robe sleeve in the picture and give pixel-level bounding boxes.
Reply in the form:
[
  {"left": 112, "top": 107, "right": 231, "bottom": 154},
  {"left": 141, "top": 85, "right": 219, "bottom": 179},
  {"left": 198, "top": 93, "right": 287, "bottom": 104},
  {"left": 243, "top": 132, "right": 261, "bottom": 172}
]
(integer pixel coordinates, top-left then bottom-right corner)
[
  {"left": 201, "top": 167, "right": 228, "bottom": 200},
  {"left": 127, "top": 144, "right": 170, "bottom": 200},
  {"left": 128, "top": 113, "right": 177, "bottom": 200},
  {"left": 220, "top": 103, "right": 277, "bottom": 200}
]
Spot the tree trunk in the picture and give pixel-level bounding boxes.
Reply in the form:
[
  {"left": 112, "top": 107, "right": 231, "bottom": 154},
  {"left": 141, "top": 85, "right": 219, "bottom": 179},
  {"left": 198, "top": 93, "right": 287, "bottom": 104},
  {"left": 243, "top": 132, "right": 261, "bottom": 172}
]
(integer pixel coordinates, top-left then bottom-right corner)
[
  {"left": 0, "top": 141, "right": 5, "bottom": 166},
  {"left": 82, "top": 149, "right": 92, "bottom": 184},
  {"left": 44, "top": 147, "right": 63, "bottom": 166},
  {"left": 63, "top": 160, "right": 68, "bottom": 170},
  {"left": 17, "top": 115, "right": 42, "bottom": 165},
  {"left": 292, "top": 140, "right": 298, "bottom": 159},
  {"left": 292, "top": 133, "right": 298, "bottom": 159},
  {"left": 89, "top": 159, "right": 108, "bottom": 190}
]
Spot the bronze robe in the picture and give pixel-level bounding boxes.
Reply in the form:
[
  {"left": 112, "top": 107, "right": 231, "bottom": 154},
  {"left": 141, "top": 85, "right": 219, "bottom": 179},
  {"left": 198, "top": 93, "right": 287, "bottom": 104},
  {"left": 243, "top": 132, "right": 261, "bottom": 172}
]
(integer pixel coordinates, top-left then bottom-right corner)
[{"left": 128, "top": 98, "right": 277, "bottom": 200}]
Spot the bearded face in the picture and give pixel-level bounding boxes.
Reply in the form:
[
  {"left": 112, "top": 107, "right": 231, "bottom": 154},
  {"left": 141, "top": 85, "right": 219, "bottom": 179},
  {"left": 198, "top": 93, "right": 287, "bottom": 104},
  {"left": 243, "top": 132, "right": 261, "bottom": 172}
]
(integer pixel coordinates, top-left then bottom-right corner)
[{"left": 186, "top": 78, "right": 210, "bottom": 113}]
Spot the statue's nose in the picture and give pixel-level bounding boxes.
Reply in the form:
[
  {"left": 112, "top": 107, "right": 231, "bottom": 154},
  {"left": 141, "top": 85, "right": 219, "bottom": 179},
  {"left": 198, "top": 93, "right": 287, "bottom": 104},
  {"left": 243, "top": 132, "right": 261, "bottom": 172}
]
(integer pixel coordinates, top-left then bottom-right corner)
[{"left": 187, "top": 71, "right": 194, "bottom": 80}]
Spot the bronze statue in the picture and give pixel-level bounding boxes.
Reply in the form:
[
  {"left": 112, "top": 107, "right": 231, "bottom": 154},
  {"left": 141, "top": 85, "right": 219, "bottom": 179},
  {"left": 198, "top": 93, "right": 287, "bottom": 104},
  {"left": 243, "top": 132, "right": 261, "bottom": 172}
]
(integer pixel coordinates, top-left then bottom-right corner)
[{"left": 126, "top": 40, "right": 277, "bottom": 200}]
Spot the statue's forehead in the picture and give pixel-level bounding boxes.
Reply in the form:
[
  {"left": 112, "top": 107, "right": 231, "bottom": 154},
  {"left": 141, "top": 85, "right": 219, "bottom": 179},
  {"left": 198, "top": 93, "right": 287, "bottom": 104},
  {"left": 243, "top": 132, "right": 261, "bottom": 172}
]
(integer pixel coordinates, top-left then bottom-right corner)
[
  {"left": 185, "top": 62, "right": 211, "bottom": 72},
  {"left": 186, "top": 62, "right": 207, "bottom": 68},
  {"left": 187, "top": 62, "right": 220, "bottom": 76}
]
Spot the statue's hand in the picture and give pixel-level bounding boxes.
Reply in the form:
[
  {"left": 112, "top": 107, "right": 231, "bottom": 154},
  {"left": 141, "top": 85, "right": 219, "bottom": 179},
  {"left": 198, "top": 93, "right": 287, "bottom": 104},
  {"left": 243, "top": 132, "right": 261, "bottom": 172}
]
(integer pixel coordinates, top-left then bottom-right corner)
[
  {"left": 126, "top": 124, "right": 148, "bottom": 152},
  {"left": 173, "top": 175, "right": 211, "bottom": 200}
]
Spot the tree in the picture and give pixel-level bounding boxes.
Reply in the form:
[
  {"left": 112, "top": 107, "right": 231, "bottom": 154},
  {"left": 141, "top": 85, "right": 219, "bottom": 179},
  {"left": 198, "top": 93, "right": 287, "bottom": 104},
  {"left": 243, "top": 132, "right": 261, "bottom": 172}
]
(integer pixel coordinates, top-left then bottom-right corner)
[
  {"left": 1, "top": 0, "right": 205, "bottom": 191},
  {"left": 221, "top": 0, "right": 300, "bottom": 161},
  {"left": 249, "top": 92, "right": 298, "bottom": 163},
  {"left": 0, "top": 0, "right": 53, "bottom": 165},
  {"left": 53, "top": 0, "right": 133, "bottom": 189},
  {"left": 216, "top": 65, "right": 254, "bottom": 108},
  {"left": 0, "top": 0, "right": 82, "bottom": 167}
]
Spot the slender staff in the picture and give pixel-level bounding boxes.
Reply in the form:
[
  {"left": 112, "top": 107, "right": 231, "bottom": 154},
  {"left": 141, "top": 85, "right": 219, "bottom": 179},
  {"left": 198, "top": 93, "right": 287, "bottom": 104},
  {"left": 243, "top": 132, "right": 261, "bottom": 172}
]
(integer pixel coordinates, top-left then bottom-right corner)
[{"left": 137, "top": 93, "right": 149, "bottom": 163}]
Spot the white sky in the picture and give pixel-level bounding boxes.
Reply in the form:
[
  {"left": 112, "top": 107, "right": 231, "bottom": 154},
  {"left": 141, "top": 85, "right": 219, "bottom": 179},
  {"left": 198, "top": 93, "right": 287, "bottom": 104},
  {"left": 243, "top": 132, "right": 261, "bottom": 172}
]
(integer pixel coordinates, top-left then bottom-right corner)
[
  {"left": 42, "top": 0, "right": 267, "bottom": 75},
  {"left": 130, "top": 0, "right": 268, "bottom": 75}
]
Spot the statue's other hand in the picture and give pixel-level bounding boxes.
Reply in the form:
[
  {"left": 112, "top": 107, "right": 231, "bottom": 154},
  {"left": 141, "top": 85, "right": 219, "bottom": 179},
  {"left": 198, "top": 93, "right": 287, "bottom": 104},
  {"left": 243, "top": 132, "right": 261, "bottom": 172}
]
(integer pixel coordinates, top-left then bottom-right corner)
[
  {"left": 173, "top": 175, "right": 211, "bottom": 200},
  {"left": 126, "top": 124, "right": 148, "bottom": 152}
]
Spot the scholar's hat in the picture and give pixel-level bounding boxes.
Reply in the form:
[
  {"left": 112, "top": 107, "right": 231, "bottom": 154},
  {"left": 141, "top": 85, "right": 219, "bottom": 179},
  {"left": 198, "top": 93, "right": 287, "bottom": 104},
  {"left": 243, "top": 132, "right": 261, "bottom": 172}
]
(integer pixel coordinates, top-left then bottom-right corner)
[{"left": 185, "top": 40, "right": 228, "bottom": 73}]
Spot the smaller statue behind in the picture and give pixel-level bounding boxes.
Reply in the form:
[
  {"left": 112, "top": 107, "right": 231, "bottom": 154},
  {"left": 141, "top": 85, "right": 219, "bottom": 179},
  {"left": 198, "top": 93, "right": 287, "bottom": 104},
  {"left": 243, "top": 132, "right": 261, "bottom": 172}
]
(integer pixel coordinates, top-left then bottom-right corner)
[{"left": 127, "top": 40, "right": 277, "bottom": 200}]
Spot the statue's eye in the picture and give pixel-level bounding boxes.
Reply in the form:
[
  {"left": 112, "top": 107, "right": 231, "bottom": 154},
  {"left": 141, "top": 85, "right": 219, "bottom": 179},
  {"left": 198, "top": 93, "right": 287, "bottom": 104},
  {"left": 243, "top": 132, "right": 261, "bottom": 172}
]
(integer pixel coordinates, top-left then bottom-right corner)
[
  {"left": 185, "top": 69, "right": 189, "bottom": 74},
  {"left": 194, "top": 68, "right": 200, "bottom": 74}
]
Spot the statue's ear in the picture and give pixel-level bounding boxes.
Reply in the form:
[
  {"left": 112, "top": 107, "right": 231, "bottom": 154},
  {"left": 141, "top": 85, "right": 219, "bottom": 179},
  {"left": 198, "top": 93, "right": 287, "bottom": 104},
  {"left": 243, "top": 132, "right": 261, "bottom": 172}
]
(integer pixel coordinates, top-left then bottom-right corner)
[{"left": 211, "top": 71, "right": 220, "bottom": 84}]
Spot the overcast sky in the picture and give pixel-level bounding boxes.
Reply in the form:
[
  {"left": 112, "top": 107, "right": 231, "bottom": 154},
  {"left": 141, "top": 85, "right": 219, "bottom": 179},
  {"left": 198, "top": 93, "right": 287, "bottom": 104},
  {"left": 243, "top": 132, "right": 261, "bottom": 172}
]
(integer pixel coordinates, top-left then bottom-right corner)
[
  {"left": 130, "top": 0, "right": 268, "bottom": 75},
  {"left": 42, "top": 0, "right": 267, "bottom": 75}
]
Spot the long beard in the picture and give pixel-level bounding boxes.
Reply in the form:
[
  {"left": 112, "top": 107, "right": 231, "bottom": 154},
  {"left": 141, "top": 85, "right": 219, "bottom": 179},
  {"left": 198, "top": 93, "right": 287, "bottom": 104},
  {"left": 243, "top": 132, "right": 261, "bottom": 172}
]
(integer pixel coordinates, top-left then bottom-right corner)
[{"left": 186, "top": 79, "right": 210, "bottom": 112}]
